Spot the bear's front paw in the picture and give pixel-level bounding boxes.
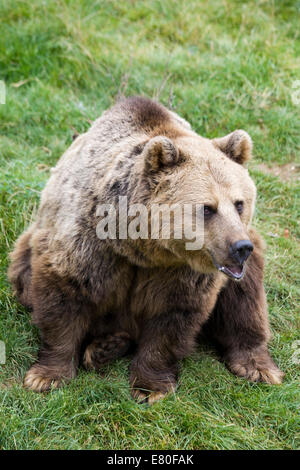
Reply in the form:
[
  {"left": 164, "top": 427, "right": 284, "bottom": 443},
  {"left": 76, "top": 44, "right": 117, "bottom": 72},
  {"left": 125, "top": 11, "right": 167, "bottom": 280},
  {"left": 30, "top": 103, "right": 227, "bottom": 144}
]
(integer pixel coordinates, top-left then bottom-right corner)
[
  {"left": 230, "top": 362, "right": 284, "bottom": 384},
  {"left": 227, "top": 347, "right": 284, "bottom": 384},
  {"left": 129, "top": 358, "right": 178, "bottom": 404},
  {"left": 130, "top": 368, "right": 177, "bottom": 404},
  {"left": 23, "top": 365, "right": 68, "bottom": 392},
  {"left": 131, "top": 383, "right": 176, "bottom": 405}
]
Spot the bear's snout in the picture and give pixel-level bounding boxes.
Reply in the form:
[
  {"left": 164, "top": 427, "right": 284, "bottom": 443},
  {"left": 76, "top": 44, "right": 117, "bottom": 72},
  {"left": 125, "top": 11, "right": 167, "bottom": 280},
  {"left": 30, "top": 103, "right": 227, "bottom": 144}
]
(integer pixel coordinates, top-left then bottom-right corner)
[{"left": 229, "top": 239, "right": 253, "bottom": 265}]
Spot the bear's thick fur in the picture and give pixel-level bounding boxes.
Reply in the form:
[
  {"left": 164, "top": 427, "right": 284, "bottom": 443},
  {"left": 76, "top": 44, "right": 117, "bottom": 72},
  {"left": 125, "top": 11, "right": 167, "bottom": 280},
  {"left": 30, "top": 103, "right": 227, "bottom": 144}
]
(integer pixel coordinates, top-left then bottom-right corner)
[{"left": 9, "top": 96, "right": 283, "bottom": 403}]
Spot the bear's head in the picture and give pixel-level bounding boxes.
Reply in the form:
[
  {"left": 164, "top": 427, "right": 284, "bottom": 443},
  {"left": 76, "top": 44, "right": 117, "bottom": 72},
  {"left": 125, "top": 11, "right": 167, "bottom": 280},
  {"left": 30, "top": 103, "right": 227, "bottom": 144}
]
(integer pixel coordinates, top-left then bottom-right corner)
[{"left": 137, "top": 129, "right": 256, "bottom": 280}]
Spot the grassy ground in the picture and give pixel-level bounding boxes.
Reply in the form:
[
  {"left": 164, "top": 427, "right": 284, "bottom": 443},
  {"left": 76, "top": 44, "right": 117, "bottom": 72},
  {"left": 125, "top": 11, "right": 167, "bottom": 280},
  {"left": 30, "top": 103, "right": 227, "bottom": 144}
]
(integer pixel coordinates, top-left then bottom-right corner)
[{"left": 0, "top": 0, "right": 299, "bottom": 450}]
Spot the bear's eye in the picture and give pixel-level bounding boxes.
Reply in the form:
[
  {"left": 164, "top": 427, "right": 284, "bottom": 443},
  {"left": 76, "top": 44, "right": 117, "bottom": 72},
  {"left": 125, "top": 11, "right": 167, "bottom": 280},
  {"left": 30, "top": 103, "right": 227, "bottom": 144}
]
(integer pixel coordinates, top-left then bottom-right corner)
[
  {"left": 235, "top": 201, "right": 244, "bottom": 214},
  {"left": 203, "top": 206, "right": 216, "bottom": 218}
]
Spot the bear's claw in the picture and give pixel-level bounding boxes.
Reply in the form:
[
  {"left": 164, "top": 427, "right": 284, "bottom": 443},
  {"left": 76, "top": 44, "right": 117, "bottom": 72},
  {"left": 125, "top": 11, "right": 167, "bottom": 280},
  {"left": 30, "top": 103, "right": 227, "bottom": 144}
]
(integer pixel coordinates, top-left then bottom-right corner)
[
  {"left": 131, "top": 383, "right": 176, "bottom": 404},
  {"left": 23, "top": 366, "right": 64, "bottom": 392},
  {"left": 230, "top": 362, "right": 284, "bottom": 384}
]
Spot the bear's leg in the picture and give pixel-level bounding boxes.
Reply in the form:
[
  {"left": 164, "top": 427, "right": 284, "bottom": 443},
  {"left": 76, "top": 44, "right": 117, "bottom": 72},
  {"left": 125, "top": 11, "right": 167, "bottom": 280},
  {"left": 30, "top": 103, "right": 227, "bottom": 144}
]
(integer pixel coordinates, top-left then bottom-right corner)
[
  {"left": 23, "top": 271, "right": 92, "bottom": 392},
  {"left": 130, "top": 312, "right": 198, "bottom": 404},
  {"left": 202, "top": 231, "right": 284, "bottom": 385},
  {"left": 8, "top": 226, "right": 34, "bottom": 310}
]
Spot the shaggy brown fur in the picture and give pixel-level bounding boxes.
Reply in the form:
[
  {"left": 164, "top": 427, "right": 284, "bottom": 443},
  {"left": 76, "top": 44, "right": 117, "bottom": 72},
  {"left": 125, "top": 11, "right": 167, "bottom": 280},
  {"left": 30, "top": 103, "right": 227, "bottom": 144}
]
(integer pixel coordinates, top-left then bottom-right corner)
[{"left": 8, "top": 96, "right": 283, "bottom": 403}]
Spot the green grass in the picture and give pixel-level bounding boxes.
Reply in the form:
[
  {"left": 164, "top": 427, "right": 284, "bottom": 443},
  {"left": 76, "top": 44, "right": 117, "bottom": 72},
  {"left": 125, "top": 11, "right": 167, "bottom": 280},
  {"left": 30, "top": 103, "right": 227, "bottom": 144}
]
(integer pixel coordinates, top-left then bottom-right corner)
[{"left": 0, "top": 0, "right": 299, "bottom": 450}]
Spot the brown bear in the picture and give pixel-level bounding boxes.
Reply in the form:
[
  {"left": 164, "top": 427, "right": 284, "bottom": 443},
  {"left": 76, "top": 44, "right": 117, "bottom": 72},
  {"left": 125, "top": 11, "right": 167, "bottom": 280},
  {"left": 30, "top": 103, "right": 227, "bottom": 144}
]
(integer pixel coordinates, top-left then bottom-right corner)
[{"left": 8, "top": 96, "right": 283, "bottom": 404}]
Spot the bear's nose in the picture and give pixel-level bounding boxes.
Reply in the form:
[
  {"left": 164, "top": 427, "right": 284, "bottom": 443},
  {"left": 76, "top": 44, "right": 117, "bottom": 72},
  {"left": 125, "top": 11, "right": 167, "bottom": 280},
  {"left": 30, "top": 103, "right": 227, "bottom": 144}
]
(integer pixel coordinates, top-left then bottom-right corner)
[{"left": 229, "top": 239, "right": 253, "bottom": 265}]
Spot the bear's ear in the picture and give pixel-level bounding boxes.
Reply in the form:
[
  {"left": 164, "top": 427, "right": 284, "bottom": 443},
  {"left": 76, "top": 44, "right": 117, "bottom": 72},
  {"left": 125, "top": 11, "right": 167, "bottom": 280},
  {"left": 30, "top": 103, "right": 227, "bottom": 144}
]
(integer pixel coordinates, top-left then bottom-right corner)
[
  {"left": 212, "top": 130, "right": 252, "bottom": 165},
  {"left": 144, "top": 136, "right": 179, "bottom": 172}
]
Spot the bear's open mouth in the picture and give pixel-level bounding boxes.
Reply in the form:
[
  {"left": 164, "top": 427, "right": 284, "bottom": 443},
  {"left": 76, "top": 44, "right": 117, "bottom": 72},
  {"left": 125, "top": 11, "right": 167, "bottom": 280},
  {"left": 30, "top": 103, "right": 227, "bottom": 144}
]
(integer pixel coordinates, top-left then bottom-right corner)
[
  {"left": 209, "top": 253, "right": 246, "bottom": 281},
  {"left": 217, "top": 264, "right": 245, "bottom": 280}
]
